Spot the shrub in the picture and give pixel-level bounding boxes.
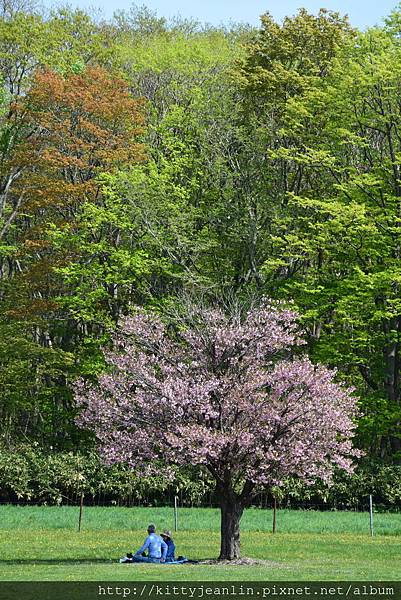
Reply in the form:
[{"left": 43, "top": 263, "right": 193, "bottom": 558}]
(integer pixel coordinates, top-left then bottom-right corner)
[{"left": 0, "top": 444, "right": 399, "bottom": 510}]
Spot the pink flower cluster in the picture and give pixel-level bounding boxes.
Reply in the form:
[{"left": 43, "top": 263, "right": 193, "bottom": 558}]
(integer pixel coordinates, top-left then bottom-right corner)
[{"left": 75, "top": 300, "right": 360, "bottom": 490}]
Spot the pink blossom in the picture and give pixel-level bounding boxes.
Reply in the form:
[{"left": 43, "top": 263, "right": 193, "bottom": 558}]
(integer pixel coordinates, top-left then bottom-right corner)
[{"left": 75, "top": 300, "right": 360, "bottom": 491}]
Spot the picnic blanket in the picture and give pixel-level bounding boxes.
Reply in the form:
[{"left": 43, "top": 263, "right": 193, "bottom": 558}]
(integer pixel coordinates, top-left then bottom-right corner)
[{"left": 119, "top": 556, "right": 197, "bottom": 564}]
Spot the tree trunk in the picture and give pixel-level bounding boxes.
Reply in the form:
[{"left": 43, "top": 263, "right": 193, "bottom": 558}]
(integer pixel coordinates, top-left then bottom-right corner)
[
  {"left": 383, "top": 316, "right": 401, "bottom": 460},
  {"left": 219, "top": 495, "right": 244, "bottom": 560}
]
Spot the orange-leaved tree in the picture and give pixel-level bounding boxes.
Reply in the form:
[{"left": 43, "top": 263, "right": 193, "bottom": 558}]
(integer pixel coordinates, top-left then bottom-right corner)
[
  {"left": 0, "top": 66, "right": 146, "bottom": 444},
  {"left": 7, "top": 65, "right": 146, "bottom": 318}
]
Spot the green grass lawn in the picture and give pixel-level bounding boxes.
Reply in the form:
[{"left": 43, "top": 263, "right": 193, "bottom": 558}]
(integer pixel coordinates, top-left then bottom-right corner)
[{"left": 0, "top": 505, "right": 400, "bottom": 581}]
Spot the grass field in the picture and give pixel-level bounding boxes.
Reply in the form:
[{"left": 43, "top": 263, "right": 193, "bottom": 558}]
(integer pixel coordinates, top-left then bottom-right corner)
[{"left": 0, "top": 505, "right": 400, "bottom": 581}]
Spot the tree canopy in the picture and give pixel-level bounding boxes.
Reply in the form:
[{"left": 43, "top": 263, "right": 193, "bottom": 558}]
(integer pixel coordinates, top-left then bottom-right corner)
[
  {"left": 0, "top": 0, "right": 400, "bottom": 510},
  {"left": 76, "top": 301, "right": 359, "bottom": 558}
]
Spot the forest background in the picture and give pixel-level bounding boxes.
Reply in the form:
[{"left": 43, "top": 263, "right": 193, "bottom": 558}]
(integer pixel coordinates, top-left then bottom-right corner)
[{"left": 1, "top": 0, "right": 401, "bottom": 509}]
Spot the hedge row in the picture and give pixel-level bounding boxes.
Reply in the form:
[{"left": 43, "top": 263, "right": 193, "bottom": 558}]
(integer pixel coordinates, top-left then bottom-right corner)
[
  {"left": 0, "top": 444, "right": 400, "bottom": 509},
  {"left": 0, "top": 443, "right": 211, "bottom": 506}
]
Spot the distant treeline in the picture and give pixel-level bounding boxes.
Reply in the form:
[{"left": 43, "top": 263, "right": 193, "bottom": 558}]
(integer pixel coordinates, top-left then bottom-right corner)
[{"left": 0, "top": 1, "right": 401, "bottom": 466}]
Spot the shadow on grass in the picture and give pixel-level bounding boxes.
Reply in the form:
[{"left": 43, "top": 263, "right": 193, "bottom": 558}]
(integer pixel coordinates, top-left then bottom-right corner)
[
  {"left": 0, "top": 558, "right": 220, "bottom": 566},
  {"left": 0, "top": 559, "right": 116, "bottom": 565},
  {"left": 0, "top": 559, "right": 208, "bottom": 565}
]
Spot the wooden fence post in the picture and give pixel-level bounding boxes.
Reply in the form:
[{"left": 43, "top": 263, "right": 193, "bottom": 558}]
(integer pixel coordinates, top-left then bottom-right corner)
[
  {"left": 78, "top": 492, "right": 84, "bottom": 532},
  {"left": 272, "top": 496, "right": 277, "bottom": 534},
  {"left": 174, "top": 495, "right": 178, "bottom": 532},
  {"left": 369, "top": 494, "right": 374, "bottom": 537}
]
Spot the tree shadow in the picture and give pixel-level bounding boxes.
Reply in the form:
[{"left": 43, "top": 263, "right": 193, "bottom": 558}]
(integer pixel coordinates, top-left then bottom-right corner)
[{"left": 0, "top": 559, "right": 115, "bottom": 565}]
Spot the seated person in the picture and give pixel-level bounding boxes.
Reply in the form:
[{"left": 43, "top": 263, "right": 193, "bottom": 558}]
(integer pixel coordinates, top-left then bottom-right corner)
[
  {"left": 160, "top": 530, "right": 175, "bottom": 562},
  {"left": 130, "top": 524, "right": 167, "bottom": 563}
]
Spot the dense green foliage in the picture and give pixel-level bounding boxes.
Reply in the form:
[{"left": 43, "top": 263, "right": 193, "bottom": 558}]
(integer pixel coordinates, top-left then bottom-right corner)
[
  {"left": 1, "top": 444, "right": 400, "bottom": 510},
  {"left": 1, "top": 0, "right": 401, "bottom": 497},
  {"left": 0, "top": 443, "right": 213, "bottom": 505}
]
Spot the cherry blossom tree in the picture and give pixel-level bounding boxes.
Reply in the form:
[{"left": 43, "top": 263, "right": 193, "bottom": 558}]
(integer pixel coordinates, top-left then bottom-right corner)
[{"left": 75, "top": 300, "right": 360, "bottom": 560}]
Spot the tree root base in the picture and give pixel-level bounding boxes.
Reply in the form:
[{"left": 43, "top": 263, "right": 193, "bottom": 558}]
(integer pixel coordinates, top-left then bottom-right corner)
[{"left": 199, "top": 557, "right": 283, "bottom": 566}]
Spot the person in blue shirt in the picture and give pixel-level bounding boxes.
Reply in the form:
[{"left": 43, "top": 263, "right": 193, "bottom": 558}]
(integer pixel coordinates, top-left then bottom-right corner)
[
  {"left": 131, "top": 524, "right": 167, "bottom": 563},
  {"left": 161, "top": 530, "right": 175, "bottom": 562}
]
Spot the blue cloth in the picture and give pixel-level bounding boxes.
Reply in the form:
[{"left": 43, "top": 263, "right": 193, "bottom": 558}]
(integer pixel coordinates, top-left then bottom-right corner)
[
  {"left": 165, "top": 539, "right": 175, "bottom": 561},
  {"left": 131, "top": 555, "right": 162, "bottom": 563},
  {"left": 164, "top": 558, "right": 189, "bottom": 564},
  {"left": 135, "top": 533, "right": 167, "bottom": 560}
]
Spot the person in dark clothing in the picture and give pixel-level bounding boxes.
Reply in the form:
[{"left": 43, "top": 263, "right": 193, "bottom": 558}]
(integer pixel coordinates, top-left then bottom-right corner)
[{"left": 160, "top": 530, "right": 175, "bottom": 562}]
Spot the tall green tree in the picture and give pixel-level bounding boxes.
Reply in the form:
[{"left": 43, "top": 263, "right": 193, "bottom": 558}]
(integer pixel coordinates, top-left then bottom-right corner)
[{"left": 243, "top": 21, "right": 401, "bottom": 459}]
